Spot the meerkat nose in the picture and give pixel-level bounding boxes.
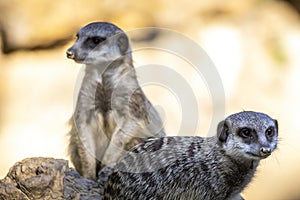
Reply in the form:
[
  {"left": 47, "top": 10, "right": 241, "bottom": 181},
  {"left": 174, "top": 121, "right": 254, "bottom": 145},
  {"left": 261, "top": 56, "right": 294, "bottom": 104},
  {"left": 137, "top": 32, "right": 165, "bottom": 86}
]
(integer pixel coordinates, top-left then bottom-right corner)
[
  {"left": 66, "top": 49, "right": 75, "bottom": 59},
  {"left": 260, "top": 147, "right": 271, "bottom": 156}
]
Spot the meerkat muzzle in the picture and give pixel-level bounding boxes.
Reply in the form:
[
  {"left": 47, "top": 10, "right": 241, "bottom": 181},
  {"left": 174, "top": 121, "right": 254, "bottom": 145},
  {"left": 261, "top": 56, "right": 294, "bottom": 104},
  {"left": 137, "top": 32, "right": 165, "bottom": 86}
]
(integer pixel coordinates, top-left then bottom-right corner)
[
  {"left": 260, "top": 147, "right": 272, "bottom": 157},
  {"left": 66, "top": 49, "right": 75, "bottom": 59}
]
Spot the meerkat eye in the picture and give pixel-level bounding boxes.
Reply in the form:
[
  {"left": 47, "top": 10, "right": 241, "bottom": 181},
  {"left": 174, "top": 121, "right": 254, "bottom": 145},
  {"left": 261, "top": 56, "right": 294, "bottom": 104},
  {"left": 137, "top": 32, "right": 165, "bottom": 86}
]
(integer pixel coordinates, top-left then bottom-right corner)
[
  {"left": 265, "top": 127, "right": 275, "bottom": 137},
  {"left": 91, "top": 37, "right": 106, "bottom": 45},
  {"left": 238, "top": 128, "right": 252, "bottom": 138}
]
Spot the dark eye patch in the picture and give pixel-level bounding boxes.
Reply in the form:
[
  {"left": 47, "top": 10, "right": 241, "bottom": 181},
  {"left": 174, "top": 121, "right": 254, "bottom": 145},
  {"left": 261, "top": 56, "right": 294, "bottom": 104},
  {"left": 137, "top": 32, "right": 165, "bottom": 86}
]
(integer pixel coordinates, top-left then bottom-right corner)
[
  {"left": 265, "top": 127, "right": 275, "bottom": 137},
  {"left": 84, "top": 36, "right": 106, "bottom": 49},
  {"left": 91, "top": 36, "right": 106, "bottom": 45},
  {"left": 238, "top": 127, "right": 252, "bottom": 138}
]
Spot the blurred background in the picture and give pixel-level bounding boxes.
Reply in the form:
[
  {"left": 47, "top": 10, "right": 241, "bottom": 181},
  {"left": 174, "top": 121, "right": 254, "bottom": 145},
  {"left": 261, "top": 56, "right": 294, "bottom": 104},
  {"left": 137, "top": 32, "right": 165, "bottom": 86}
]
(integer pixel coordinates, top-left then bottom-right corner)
[{"left": 0, "top": 0, "right": 300, "bottom": 199}]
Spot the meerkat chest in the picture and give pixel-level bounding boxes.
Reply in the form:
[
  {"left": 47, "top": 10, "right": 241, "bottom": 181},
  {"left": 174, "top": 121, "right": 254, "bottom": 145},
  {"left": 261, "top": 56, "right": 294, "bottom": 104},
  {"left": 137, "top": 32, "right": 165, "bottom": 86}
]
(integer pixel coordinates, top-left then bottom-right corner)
[
  {"left": 95, "top": 88, "right": 118, "bottom": 131},
  {"left": 94, "top": 110, "right": 119, "bottom": 142},
  {"left": 94, "top": 80, "right": 113, "bottom": 112}
]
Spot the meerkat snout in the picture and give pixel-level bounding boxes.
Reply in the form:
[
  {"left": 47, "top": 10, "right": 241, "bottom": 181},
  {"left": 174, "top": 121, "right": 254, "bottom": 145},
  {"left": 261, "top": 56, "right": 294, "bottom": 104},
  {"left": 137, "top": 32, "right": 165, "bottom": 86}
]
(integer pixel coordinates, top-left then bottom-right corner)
[
  {"left": 66, "top": 49, "right": 75, "bottom": 59},
  {"left": 260, "top": 146, "right": 272, "bottom": 156}
]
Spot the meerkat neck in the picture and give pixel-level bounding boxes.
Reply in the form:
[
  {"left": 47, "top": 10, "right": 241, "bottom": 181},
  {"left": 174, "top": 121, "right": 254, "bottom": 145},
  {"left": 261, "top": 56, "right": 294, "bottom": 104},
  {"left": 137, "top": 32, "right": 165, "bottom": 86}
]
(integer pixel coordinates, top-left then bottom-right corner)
[
  {"left": 79, "top": 55, "right": 141, "bottom": 114},
  {"left": 86, "top": 55, "right": 135, "bottom": 83},
  {"left": 221, "top": 154, "right": 259, "bottom": 196},
  {"left": 85, "top": 55, "right": 133, "bottom": 74}
]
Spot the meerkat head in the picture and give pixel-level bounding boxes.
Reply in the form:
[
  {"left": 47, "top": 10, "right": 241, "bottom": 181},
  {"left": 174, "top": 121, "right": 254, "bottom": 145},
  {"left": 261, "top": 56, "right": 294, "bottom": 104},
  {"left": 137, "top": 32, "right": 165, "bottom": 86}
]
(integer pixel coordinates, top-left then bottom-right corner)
[
  {"left": 217, "top": 111, "right": 278, "bottom": 161},
  {"left": 66, "top": 22, "right": 131, "bottom": 65}
]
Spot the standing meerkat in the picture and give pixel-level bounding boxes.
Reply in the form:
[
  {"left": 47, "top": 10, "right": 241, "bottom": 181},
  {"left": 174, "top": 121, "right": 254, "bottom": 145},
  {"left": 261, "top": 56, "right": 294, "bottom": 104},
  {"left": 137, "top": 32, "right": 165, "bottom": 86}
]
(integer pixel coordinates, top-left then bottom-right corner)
[
  {"left": 66, "top": 22, "right": 165, "bottom": 180},
  {"left": 100, "top": 111, "right": 278, "bottom": 200}
]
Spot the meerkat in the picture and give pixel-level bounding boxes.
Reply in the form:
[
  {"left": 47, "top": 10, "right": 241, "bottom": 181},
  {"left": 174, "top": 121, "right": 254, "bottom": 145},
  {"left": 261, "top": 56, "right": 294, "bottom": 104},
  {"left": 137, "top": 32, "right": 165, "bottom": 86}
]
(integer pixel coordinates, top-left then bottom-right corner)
[
  {"left": 100, "top": 111, "right": 278, "bottom": 200},
  {"left": 66, "top": 22, "right": 165, "bottom": 180}
]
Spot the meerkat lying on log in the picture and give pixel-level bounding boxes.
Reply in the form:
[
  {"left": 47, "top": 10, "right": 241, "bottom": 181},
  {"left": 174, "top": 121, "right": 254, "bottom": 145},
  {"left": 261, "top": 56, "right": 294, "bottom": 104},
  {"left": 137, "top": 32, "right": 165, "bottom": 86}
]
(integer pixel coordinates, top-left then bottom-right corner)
[{"left": 100, "top": 111, "right": 278, "bottom": 200}]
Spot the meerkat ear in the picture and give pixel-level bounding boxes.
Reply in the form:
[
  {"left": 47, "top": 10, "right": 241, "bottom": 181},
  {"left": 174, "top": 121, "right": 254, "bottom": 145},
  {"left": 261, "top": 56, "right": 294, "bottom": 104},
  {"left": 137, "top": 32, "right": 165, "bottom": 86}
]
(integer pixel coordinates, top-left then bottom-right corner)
[
  {"left": 117, "top": 33, "right": 129, "bottom": 55},
  {"left": 274, "top": 119, "right": 278, "bottom": 133},
  {"left": 217, "top": 120, "right": 230, "bottom": 144}
]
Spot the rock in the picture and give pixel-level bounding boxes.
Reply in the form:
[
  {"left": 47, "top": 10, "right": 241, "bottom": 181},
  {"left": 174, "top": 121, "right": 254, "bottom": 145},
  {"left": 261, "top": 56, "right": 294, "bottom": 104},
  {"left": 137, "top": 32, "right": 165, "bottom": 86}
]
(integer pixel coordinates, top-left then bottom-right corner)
[{"left": 0, "top": 157, "right": 102, "bottom": 200}]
